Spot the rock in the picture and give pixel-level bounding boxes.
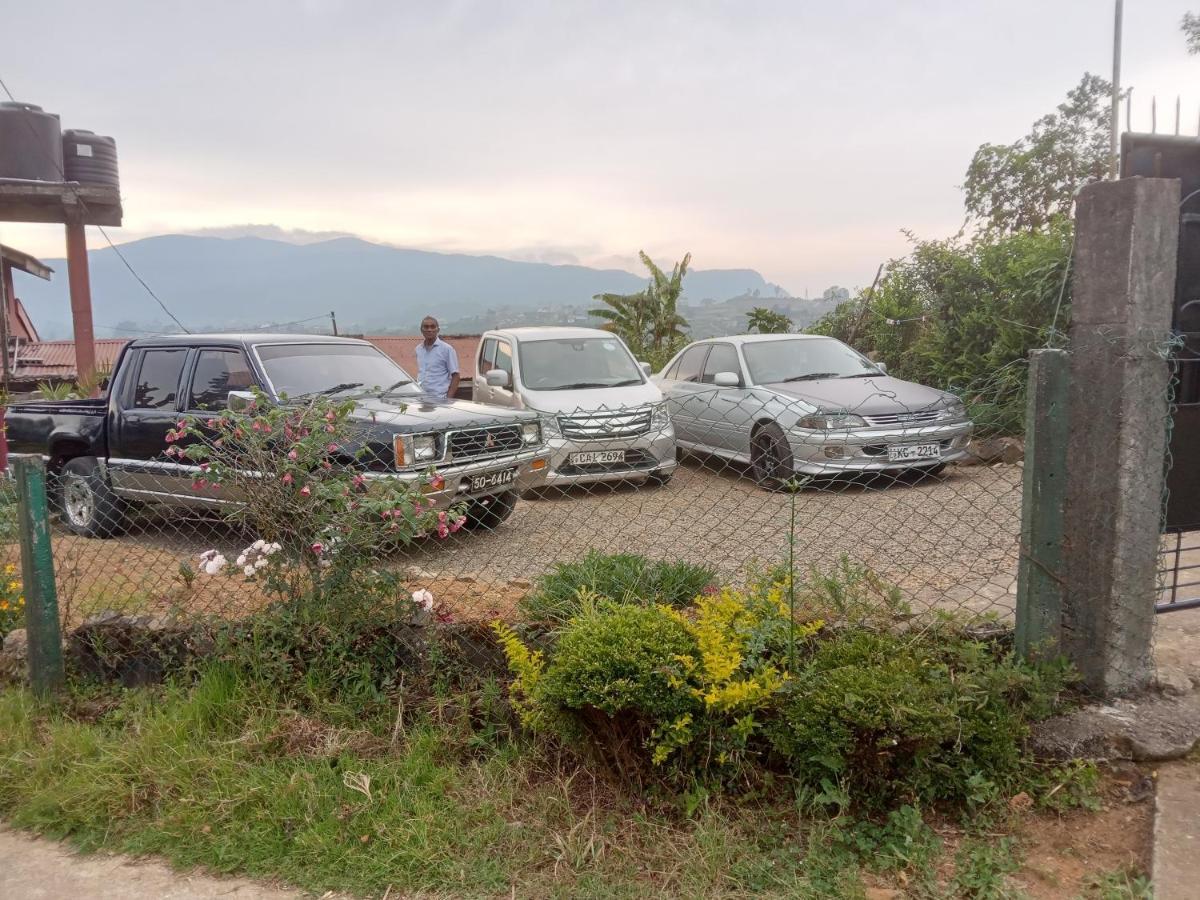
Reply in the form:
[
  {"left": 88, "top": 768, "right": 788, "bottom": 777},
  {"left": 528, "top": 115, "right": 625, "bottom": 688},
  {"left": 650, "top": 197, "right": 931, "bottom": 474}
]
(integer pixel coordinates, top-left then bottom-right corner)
[
  {"left": 1156, "top": 668, "right": 1195, "bottom": 698},
  {"left": 1031, "top": 691, "right": 1200, "bottom": 763},
  {"left": 962, "top": 436, "right": 1025, "bottom": 466},
  {"left": 0, "top": 627, "right": 28, "bottom": 682},
  {"left": 404, "top": 565, "right": 435, "bottom": 581},
  {"left": 68, "top": 615, "right": 212, "bottom": 687},
  {"left": 508, "top": 578, "right": 533, "bottom": 590},
  {"left": 455, "top": 574, "right": 477, "bottom": 584}
]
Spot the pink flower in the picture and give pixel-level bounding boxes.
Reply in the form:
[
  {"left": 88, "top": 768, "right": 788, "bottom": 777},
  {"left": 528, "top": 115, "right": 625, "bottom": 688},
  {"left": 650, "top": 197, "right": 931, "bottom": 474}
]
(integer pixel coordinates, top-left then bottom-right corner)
[
  {"left": 214, "top": 439, "right": 224, "bottom": 449},
  {"left": 234, "top": 428, "right": 245, "bottom": 439},
  {"left": 327, "top": 443, "right": 338, "bottom": 453},
  {"left": 299, "top": 485, "right": 311, "bottom": 497},
  {"left": 199, "top": 462, "right": 209, "bottom": 471},
  {"left": 449, "top": 515, "right": 467, "bottom": 533},
  {"left": 176, "top": 419, "right": 186, "bottom": 430},
  {"left": 311, "top": 542, "right": 324, "bottom": 555},
  {"left": 325, "top": 410, "right": 336, "bottom": 422},
  {"left": 206, "top": 419, "right": 216, "bottom": 428},
  {"left": 210, "top": 483, "right": 221, "bottom": 491},
  {"left": 437, "top": 511, "right": 448, "bottom": 525},
  {"left": 282, "top": 472, "right": 293, "bottom": 485},
  {"left": 352, "top": 474, "right": 365, "bottom": 489},
  {"left": 287, "top": 449, "right": 298, "bottom": 460},
  {"left": 322, "top": 461, "right": 332, "bottom": 470},
  {"left": 191, "top": 479, "right": 207, "bottom": 491},
  {"left": 428, "top": 474, "right": 445, "bottom": 491},
  {"left": 165, "top": 432, "right": 177, "bottom": 444},
  {"left": 325, "top": 424, "right": 336, "bottom": 434},
  {"left": 437, "top": 523, "right": 450, "bottom": 539}
]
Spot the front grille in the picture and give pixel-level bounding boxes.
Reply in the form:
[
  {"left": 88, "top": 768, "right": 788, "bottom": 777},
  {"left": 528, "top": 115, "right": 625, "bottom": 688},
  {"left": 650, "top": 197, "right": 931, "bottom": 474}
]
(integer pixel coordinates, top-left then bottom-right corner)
[
  {"left": 862, "top": 410, "right": 942, "bottom": 427},
  {"left": 447, "top": 424, "right": 524, "bottom": 461},
  {"left": 558, "top": 407, "right": 653, "bottom": 441},
  {"left": 558, "top": 449, "right": 654, "bottom": 475}
]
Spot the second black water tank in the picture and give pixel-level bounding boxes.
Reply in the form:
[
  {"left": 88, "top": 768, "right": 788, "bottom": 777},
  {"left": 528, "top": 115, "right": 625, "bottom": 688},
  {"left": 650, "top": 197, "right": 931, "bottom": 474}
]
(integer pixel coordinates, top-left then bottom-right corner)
[{"left": 62, "top": 129, "right": 119, "bottom": 188}]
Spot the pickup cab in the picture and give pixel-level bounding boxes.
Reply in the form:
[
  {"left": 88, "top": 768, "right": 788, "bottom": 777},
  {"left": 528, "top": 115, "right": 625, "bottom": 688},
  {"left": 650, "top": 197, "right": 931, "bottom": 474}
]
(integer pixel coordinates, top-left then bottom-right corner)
[{"left": 5, "top": 333, "right": 548, "bottom": 536}]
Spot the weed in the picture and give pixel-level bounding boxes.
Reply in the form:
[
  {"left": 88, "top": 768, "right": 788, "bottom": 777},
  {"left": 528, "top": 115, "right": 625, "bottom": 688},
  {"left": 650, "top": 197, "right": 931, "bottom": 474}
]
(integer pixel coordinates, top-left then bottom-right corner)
[
  {"left": 952, "top": 836, "right": 1021, "bottom": 898},
  {"left": 1084, "top": 867, "right": 1154, "bottom": 899}
]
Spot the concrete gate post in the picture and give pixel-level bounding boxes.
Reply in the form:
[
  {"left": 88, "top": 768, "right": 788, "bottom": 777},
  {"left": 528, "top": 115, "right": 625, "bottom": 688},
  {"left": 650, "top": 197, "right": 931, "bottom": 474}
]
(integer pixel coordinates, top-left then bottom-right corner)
[{"left": 1062, "top": 177, "right": 1179, "bottom": 696}]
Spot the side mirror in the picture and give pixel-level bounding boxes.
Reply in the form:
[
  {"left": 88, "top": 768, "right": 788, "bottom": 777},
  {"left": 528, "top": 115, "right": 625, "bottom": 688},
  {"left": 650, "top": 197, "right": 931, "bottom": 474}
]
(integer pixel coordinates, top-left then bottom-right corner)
[
  {"left": 713, "top": 371, "right": 740, "bottom": 388},
  {"left": 876, "top": 362, "right": 888, "bottom": 375},
  {"left": 485, "top": 369, "right": 511, "bottom": 388},
  {"left": 227, "top": 390, "right": 255, "bottom": 412},
  {"left": 640, "top": 361, "right": 652, "bottom": 376}
]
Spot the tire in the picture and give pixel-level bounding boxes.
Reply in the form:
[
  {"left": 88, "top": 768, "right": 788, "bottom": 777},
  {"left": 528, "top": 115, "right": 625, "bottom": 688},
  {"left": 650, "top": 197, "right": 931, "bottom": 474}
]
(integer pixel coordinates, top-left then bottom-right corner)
[
  {"left": 59, "top": 456, "right": 127, "bottom": 537},
  {"left": 462, "top": 490, "right": 518, "bottom": 530},
  {"left": 749, "top": 423, "right": 795, "bottom": 491},
  {"left": 646, "top": 468, "right": 674, "bottom": 487}
]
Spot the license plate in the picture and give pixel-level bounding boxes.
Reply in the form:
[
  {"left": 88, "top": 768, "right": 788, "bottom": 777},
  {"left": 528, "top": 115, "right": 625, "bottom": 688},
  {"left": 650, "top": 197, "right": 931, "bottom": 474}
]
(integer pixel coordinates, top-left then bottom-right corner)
[
  {"left": 887, "top": 443, "right": 941, "bottom": 462},
  {"left": 468, "top": 468, "right": 517, "bottom": 492},
  {"left": 568, "top": 450, "right": 626, "bottom": 465}
]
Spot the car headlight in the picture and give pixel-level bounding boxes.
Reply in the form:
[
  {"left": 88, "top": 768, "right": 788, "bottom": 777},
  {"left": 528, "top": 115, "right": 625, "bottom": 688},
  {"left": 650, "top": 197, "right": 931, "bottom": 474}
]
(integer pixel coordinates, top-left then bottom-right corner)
[
  {"left": 521, "top": 422, "right": 542, "bottom": 445},
  {"left": 651, "top": 403, "right": 671, "bottom": 428},
  {"left": 795, "top": 413, "right": 867, "bottom": 430},
  {"left": 393, "top": 433, "right": 439, "bottom": 468},
  {"left": 940, "top": 398, "right": 968, "bottom": 419}
]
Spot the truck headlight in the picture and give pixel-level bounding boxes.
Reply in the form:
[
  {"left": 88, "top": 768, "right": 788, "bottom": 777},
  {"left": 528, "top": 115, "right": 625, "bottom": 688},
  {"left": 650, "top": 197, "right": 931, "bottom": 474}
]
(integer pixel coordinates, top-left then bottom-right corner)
[
  {"left": 394, "top": 433, "right": 439, "bottom": 468},
  {"left": 795, "top": 413, "right": 867, "bottom": 430},
  {"left": 651, "top": 403, "right": 671, "bottom": 428},
  {"left": 521, "top": 422, "right": 541, "bottom": 445},
  {"left": 940, "top": 398, "right": 968, "bottom": 420},
  {"left": 412, "top": 434, "right": 439, "bottom": 462}
]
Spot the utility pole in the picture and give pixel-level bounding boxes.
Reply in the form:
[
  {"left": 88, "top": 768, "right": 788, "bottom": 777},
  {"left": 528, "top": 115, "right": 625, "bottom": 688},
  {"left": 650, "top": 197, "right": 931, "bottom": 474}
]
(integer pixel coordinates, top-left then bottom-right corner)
[
  {"left": 330, "top": 310, "right": 339, "bottom": 336},
  {"left": 1110, "top": 0, "right": 1123, "bottom": 180}
]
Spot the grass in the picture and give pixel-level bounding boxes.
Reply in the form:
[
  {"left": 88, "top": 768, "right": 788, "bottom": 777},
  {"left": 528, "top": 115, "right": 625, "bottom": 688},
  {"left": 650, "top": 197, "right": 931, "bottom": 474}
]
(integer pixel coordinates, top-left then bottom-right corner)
[{"left": 0, "top": 667, "right": 1146, "bottom": 899}]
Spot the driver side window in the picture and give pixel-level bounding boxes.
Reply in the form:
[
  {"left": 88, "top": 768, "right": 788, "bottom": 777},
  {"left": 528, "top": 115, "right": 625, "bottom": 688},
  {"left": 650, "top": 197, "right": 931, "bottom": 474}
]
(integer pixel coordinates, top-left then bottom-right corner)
[{"left": 479, "top": 338, "right": 497, "bottom": 373}]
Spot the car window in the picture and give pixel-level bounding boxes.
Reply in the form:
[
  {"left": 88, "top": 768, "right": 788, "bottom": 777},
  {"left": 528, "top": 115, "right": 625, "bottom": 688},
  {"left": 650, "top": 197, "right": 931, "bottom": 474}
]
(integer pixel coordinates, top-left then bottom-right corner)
[
  {"left": 479, "top": 338, "right": 497, "bottom": 372},
  {"left": 701, "top": 343, "right": 742, "bottom": 386},
  {"left": 495, "top": 341, "right": 514, "bottom": 376},
  {"left": 662, "top": 355, "right": 682, "bottom": 380},
  {"left": 674, "top": 345, "right": 709, "bottom": 384},
  {"left": 130, "top": 349, "right": 187, "bottom": 410},
  {"left": 189, "top": 350, "right": 254, "bottom": 410}
]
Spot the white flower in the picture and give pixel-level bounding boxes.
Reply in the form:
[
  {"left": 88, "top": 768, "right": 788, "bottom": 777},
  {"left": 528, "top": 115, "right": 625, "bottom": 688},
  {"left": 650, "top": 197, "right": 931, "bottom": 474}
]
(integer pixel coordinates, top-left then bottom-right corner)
[
  {"left": 243, "top": 565, "right": 256, "bottom": 577},
  {"left": 265, "top": 542, "right": 281, "bottom": 556},
  {"left": 252, "top": 539, "right": 265, "bottom": 551},
  {"left": 318, "top": 559, "right": 332, "bottom": 569},
  {"left": 202, "top": 554, "right": 227, "bottom": 576},
  {"left": 198, "top": 549, "right": 219, "bottom": 563},
  {"left": 236, "top": 554, "right": 248, "bottom": 567},
  {"left": 411, "top": 589, "right": 434, "bottom": 612},
  {"left": 254, "top": 557, "right": 269, "bottom": 570}
]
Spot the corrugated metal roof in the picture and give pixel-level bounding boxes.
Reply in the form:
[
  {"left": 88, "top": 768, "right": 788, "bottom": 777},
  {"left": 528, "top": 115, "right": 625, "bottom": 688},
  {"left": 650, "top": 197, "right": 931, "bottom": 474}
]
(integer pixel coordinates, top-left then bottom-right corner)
[{"left": 10, "top": 335, "right": 481, "bottom": 381}]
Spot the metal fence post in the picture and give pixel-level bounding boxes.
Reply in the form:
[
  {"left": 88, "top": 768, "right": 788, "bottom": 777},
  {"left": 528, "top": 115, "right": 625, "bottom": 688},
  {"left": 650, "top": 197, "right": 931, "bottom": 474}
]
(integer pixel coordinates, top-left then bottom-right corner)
[
  {"left": 14, "top": 457, "right": 64, "bottom": 694},
  {"left": 1015, "top": 349, "right": 1069, "bottom": 659}
]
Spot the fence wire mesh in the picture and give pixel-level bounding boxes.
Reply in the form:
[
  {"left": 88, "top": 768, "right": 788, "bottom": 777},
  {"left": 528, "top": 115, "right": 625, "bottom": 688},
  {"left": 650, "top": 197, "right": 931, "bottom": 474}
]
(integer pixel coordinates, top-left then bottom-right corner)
[{"left": 5, "top": 351, "right": 1030, "bottom": 640}]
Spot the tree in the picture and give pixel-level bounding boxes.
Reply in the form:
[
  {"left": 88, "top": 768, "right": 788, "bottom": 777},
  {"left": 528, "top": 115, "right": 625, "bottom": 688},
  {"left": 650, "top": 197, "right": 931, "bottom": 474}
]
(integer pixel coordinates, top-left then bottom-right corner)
[
  {"left": 745, "top": 307, "right": 792, "bottom": 334},
  {"left": 963, "top": 73, "right": 1113, "bottom": 234},
  {"left": 1185, "top": 12, "right": 1200, "bottom": 53},
  {"left": 591, "top": 251, "right": 692, "bottom": 366}
]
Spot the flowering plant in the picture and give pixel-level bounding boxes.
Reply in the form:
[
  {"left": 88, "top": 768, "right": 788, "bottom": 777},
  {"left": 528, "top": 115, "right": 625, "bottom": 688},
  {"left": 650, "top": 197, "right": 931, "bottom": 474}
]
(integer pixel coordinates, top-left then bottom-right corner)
[{"left": 0, "top": 563, "right": 25, "bottom": 640}]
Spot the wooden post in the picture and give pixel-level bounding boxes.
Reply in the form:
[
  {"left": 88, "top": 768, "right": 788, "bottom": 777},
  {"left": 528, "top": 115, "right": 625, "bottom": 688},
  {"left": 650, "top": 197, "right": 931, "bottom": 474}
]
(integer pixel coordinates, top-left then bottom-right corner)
[
  {"left": 14, "top": 457, "right": 64, "bottom": 695},
  {"left": 1015, "top": 349, "right": 1069, "bottom": 659},
  {"left": 64, "top": 216, "right": 97, "bottom": 385},
  {"left": 0, "top": 260, "right": 11, "bottom": 389}
]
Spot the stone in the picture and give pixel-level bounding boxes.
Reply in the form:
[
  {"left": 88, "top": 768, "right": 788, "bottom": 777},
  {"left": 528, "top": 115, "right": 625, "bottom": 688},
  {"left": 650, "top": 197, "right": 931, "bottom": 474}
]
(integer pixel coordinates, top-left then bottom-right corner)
[
  {"left": 963, "top": 436, "right": 1024, "bottom": 466},
  {"left": 454, "top": 574, "right": 477, "bottom": 584},
  {"left": 1156, "top": 668, "right": 1196, "bottom": 698},
  {"left": 508, "top": 578, "right": 533, "bottom": 590},
  {"left": 1031, "top": 690, "right": 1200, "bottom": 762},
  {"left": 404, "top": 565, "right": 434, "bottom": 581},
  {"left": 0, "top": 628, "right": 28, "bottom": 682}
]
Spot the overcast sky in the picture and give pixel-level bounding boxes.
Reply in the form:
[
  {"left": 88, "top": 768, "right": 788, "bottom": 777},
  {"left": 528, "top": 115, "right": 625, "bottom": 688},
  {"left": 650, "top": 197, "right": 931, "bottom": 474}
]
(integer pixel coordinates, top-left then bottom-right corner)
[{"left": 1, "top": 0, "right": 1197, "bottom": 296}]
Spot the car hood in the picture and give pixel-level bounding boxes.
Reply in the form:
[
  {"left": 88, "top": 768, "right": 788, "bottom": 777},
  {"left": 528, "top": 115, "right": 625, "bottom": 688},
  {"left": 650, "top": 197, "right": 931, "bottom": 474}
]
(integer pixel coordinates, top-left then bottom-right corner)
[
  {"left": 347, "top": 393, "right": 540, "bottom": 432},
  {"left": 762, "top": 376, "right": 955, "bottom": 415},
  {"left": 521, "top": 381, "right": 663, "bottom": 415}
]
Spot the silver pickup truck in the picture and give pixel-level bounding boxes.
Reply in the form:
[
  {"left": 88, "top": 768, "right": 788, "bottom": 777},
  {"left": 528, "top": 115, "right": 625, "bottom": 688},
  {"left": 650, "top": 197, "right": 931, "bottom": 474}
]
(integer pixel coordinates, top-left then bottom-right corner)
[{"left": 5, "top": 333, "right": 549, "bottom": 536}]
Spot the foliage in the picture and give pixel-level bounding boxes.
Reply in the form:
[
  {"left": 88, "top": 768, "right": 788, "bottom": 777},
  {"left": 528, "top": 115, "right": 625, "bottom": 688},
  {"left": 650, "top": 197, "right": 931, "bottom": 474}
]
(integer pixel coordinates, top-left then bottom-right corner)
[
  {"left": 964, "top": 73, "right": 1114, "bottom": 235},
  {"left": 519, "top": 551, "right": 716, "bottom": 624},
  {"left": 1185, "top": 12, "right": 1200, "bottom": 54},
  {"left": 170, "top": 390, "right": 465, "bottom": 606},
  {"left": 745, "top": 307, "right": 792, "bottom": 334},
  {"left": 808, "top": 222, "right": 1073, "bottom": 433},
  {"left": 590, "top": 250, "right": 692, "bottom": 369},
  {"left": 0, "top": 562, "right": 24, "bottom": 640},
  {"left": 1085, "top": 867, "right": 1154, "bottom": 899},
  {"left": 34, "top": 368, "right": 112, "bottom": 401}
]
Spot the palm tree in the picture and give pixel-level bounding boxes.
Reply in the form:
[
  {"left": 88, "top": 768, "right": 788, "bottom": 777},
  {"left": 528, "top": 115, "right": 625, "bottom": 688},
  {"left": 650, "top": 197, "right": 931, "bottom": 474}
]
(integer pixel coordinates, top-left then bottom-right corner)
[{"left": 590, "top": 251, "right": 691, "bottom": 364}]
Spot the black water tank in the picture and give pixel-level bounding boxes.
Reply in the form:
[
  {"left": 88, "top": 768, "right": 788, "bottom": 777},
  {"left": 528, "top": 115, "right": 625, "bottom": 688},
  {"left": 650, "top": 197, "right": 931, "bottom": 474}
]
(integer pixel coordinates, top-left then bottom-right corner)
[
  {"left": 0, "top": 101, "right": 63, "bottom": 181},
  {"left": 62, "top": 129, "right": 119, "bottom": 188}
]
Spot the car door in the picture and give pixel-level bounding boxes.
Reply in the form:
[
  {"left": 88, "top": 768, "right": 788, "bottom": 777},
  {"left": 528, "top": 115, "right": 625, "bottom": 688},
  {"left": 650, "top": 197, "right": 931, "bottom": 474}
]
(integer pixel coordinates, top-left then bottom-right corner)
[
  {"left": 108, "top": 347, "right": 191, "bottom": 498},
  {"left": 180, "top": 347, "right": 258, "bottom": 502},
  {"left": 489, "top": 339, "right": 517, "bottom": 406},
  {"left": 473, "top": 338, "right": 498, "bottom": 404},
  {"left": 658, "top": 344, "right": 710, "bottom": 446},
  {"left": 695, "top": 342, "right": 755, "bottom": 454}
]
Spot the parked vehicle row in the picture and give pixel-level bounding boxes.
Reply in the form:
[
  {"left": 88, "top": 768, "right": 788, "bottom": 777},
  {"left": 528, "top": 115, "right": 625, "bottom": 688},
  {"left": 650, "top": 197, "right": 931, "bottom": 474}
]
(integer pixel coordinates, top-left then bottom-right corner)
[{"left": 3, "top": 328, "right": 973, "bottom": 539}]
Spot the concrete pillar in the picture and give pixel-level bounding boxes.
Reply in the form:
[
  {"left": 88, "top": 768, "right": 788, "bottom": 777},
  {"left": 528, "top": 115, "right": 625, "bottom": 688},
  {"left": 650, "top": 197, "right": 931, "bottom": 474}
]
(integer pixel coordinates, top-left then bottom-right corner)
[
  {"left": 1063, "top": 177, "right": 1179, "bottom": 696},
  {"left": 64, "top": 216, "right": 96, "bottom": 385}
]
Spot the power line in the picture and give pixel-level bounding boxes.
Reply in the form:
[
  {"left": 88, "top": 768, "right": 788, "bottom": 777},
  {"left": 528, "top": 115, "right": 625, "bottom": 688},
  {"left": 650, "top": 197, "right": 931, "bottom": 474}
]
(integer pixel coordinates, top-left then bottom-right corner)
[{"left": 0, "top": 74, "right": 191, "bottom": 333}]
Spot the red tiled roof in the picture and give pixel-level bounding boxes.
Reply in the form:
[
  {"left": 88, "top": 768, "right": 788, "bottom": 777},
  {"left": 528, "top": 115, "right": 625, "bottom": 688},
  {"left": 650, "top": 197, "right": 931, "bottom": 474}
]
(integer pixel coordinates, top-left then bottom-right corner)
[{"left": 10, "top": 335, "right": 480, "bottom": 381}]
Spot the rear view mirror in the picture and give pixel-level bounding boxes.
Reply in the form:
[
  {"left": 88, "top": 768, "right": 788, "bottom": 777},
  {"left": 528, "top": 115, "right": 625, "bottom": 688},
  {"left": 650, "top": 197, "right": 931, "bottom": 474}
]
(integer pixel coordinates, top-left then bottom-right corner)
[
  {"left": 640, "top": 361, "right": 652, "bottom": 376},
  {"left": 227, "top": 390, "right": 255, "bottom": 412},
  {"left": 485, "top": 369, "right": 511, "bottom": 388},
  {"left": 713, "top": 371, "right": 740, "bottom": 388}
]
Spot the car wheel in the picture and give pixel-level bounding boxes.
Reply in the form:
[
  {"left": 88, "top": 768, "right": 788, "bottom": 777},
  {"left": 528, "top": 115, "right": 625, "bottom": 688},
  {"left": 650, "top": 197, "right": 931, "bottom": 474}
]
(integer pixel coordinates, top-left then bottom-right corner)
[
  {"left": 59, "top": 456, "right": 128, "bottom": 537},
  {"left": 750, "top": 424, "right": 794, "bottom": 490},
  {"left": 462, "top": 491, "right": 517, "bottom": 530}
]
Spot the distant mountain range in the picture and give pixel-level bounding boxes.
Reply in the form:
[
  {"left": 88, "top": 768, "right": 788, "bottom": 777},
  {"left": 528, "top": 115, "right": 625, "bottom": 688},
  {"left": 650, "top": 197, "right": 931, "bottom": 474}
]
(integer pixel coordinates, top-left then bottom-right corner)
[{"left": 15, "top": 235, "right": 802, "bottom": 339}]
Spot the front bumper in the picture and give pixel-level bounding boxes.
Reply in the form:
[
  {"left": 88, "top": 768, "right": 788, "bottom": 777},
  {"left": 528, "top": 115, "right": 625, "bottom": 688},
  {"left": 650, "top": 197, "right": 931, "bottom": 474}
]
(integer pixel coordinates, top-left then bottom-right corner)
[
  {"left": 542, "top": 424, "right": 678, "bottom": 486},
  {"left": 366, "top": 447, "right": 551, "bottom": 509},
  {"left": 787, "top": 420, "right": 973, "bottom": 476}
]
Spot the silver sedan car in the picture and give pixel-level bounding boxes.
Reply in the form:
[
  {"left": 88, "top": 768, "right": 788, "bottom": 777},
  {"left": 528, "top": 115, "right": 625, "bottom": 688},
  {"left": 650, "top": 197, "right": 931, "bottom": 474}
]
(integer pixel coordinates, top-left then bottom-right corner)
[{"left": 653, "top": 334, "right": 972, "bottom": 488}]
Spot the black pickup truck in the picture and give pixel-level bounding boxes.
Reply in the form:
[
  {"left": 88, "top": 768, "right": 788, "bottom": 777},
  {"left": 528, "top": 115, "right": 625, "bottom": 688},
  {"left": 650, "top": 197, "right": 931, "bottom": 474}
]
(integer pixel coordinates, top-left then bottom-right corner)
[{"left": 5, "top": 333, "right": 549, "bottom": 537}]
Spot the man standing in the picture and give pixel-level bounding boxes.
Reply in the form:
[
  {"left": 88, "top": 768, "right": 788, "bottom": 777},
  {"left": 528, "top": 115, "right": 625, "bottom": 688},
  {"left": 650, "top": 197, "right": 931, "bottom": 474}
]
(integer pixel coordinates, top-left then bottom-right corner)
[{"left": 415, "top": 316, "right": 460, "bottom": 399}]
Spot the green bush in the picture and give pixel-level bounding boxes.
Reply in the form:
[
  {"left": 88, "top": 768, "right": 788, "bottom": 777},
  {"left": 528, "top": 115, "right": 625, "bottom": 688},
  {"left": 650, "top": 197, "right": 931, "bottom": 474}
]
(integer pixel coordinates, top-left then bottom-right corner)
[
  {"left": 520, "top": 551, "right": 715, "bottom": 624},
  {"left": 765, "top": 629, "right": 1070, "bottom": 809}
]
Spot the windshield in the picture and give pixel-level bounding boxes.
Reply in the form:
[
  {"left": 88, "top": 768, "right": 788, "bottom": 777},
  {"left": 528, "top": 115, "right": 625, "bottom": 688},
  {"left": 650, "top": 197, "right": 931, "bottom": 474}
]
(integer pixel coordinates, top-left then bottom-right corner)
[
  {"left": 742, "top": 338, "right": 881, "bottom": 385},
  {"left": 517, "top": 337, "right": 644, "bottom": 391},
  {"left": 256, "top": 343, "right": 421, "bottom": 399}
]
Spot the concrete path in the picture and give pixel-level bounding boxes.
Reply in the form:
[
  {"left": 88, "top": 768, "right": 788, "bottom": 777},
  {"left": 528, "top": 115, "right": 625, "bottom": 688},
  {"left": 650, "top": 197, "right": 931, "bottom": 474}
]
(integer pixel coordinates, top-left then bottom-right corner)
[
  {"left": 0, "top": 826, "right": 311, "bottom": 899},
  {"left": 1153, "top": 762, "right": 1200, "bottom": 900}
]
